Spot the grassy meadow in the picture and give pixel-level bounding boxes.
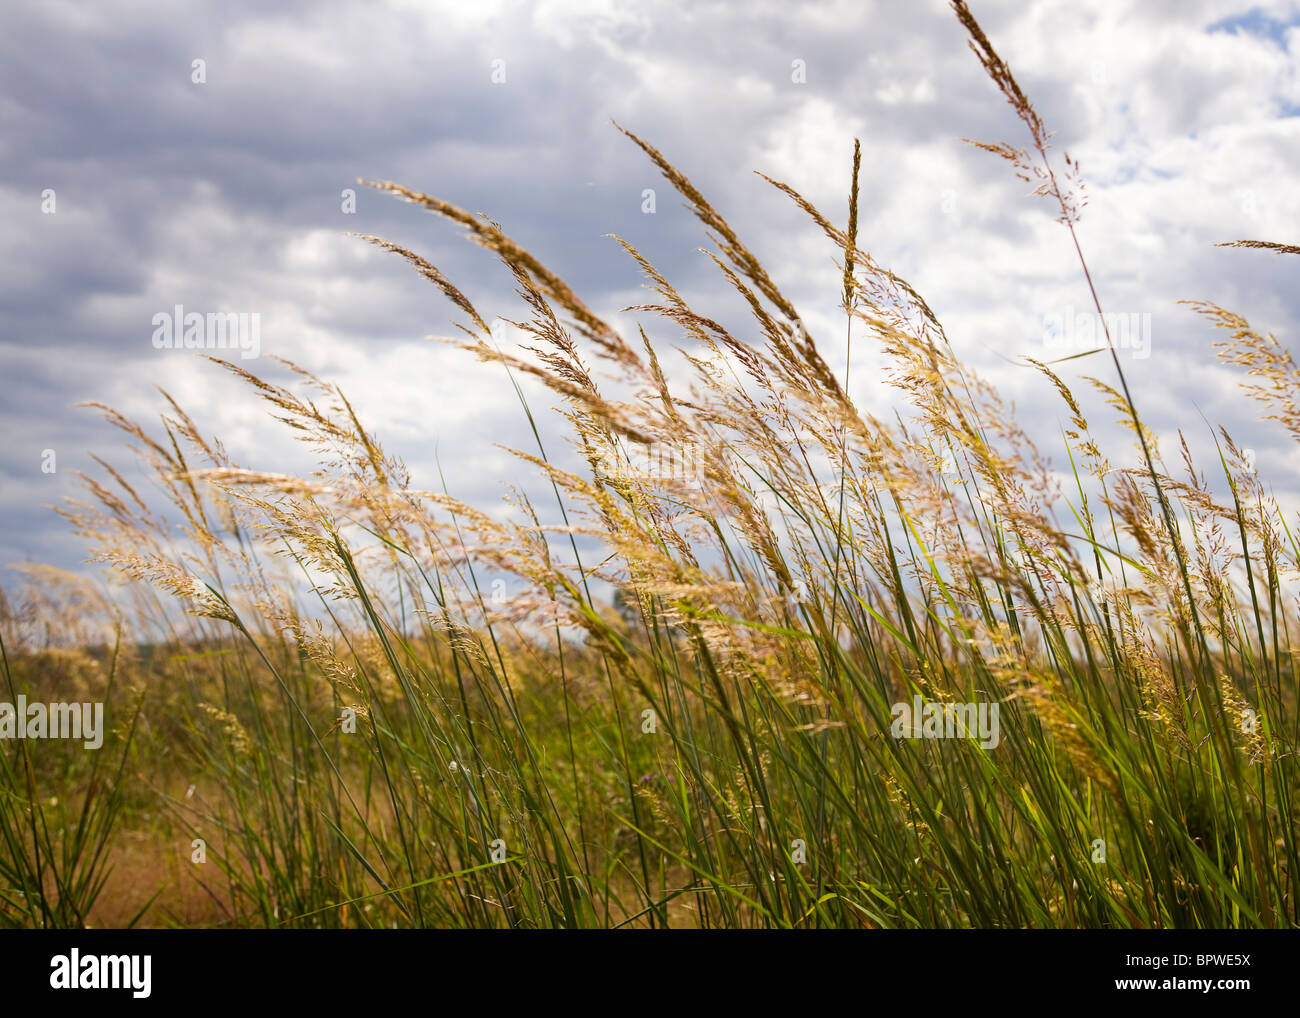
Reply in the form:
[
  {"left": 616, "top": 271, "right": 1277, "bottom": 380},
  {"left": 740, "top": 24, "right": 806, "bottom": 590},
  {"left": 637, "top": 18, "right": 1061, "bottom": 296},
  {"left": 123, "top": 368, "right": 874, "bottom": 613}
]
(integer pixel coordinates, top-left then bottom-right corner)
[{"left": 2, "top": 1, "right": 1297, "bottom": 929}]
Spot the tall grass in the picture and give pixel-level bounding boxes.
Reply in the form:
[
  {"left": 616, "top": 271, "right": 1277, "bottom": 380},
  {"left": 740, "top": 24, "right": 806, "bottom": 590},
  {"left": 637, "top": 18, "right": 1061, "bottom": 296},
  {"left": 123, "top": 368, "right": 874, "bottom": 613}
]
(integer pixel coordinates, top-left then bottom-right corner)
[{"left": 3, "top": 0, "right": 1297, "bottom": 928}]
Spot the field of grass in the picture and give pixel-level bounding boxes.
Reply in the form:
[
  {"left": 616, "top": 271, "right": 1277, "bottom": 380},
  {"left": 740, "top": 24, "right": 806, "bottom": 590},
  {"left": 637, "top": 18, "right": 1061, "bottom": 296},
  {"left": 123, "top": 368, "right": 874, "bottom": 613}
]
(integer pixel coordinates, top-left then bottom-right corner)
[{"left": 2, "top": 1, "right": 1297, "bottom": 929}]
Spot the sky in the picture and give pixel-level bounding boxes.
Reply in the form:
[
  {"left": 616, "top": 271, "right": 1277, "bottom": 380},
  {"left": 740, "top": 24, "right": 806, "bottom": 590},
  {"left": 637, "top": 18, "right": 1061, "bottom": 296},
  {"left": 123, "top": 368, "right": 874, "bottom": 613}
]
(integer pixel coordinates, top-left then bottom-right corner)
[{"left": 1, "top": 0, "right": 1298, "bottom": 586}]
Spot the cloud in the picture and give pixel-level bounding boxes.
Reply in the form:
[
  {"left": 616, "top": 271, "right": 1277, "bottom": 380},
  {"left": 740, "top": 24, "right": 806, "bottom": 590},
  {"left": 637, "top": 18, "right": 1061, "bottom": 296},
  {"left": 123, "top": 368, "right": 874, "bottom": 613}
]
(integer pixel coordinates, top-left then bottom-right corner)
[{"left": 1, "top": 0, "right": 1298, "bottom": 583}]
